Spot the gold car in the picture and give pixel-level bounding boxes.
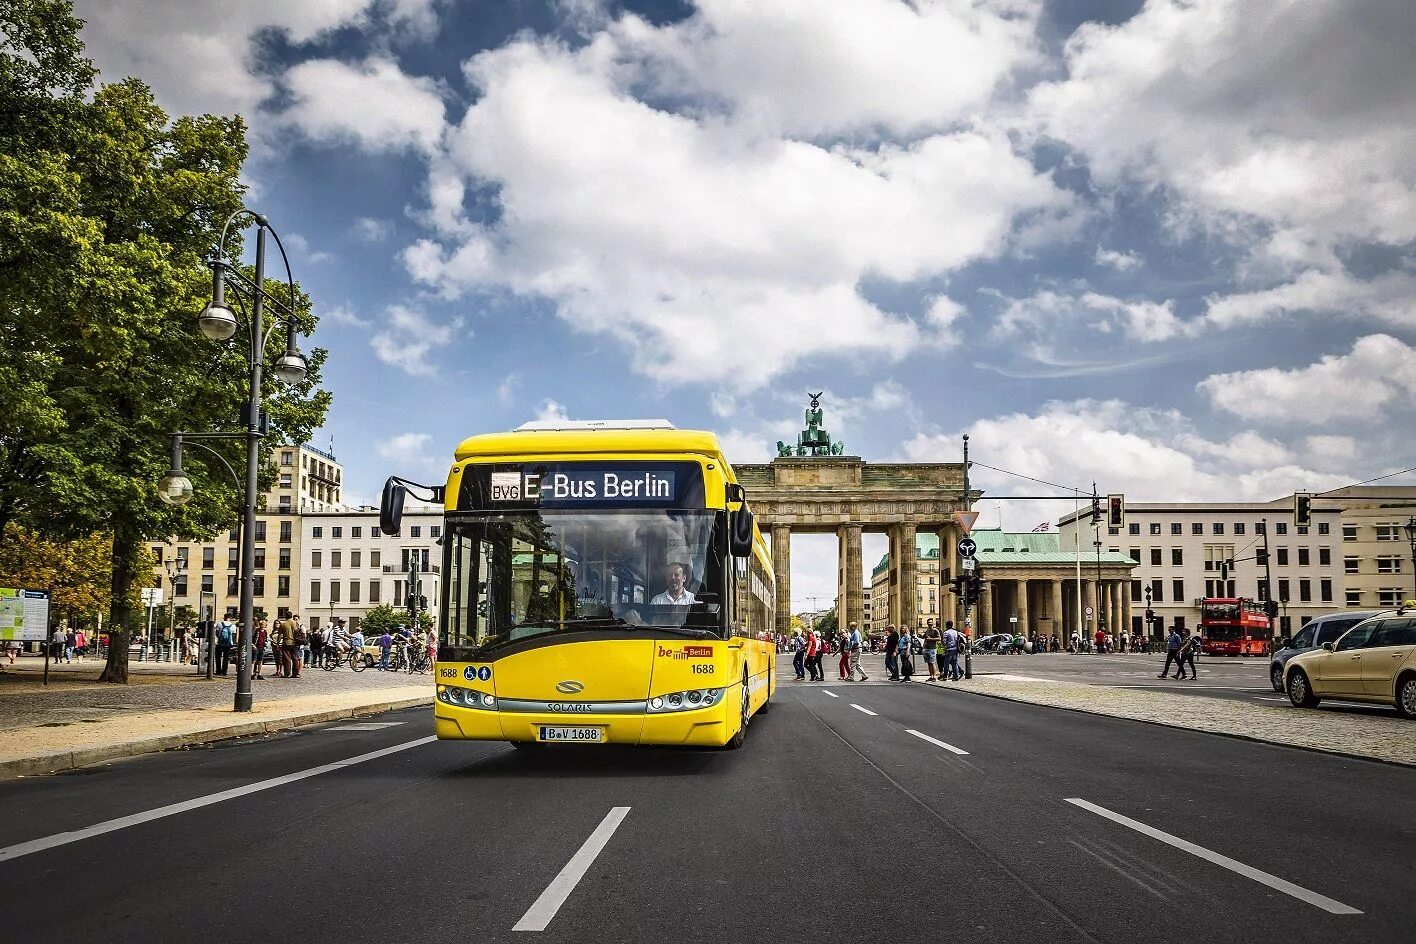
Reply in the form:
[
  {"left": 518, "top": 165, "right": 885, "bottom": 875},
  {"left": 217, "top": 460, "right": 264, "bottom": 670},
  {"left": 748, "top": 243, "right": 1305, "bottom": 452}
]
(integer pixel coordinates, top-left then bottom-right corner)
[{"left": 1285, "top": 609, "right": 1416, "bottom": 717}]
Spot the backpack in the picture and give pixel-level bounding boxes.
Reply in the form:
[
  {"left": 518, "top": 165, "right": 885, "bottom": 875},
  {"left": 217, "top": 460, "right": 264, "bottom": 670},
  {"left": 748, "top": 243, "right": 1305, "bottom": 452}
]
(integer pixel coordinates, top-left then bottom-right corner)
[
  {"left": 295, "top": 625, "right": 308, "bottom": 645},
  {"left": 218, "top": 623, "right": 234, "bottom": 646}
]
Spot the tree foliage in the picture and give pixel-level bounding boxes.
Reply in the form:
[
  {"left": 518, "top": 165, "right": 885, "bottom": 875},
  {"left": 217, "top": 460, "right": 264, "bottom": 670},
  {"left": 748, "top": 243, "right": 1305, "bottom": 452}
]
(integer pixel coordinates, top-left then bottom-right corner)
[
  {"left": 359, "top": 604, "right": 434, "bottom": 635},
  {"left": 0, "top": 0, "right": 332, "bottom": 681},
  {"left": 0, "top": 522, "right": 113, "bottom": 617}
]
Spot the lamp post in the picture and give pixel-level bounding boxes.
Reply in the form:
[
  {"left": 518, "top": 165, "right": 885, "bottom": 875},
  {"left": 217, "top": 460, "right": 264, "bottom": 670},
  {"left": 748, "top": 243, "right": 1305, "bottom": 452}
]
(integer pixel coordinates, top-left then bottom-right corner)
[
  {"left": 1404, "top": 517, "right": 1416, "bottom": 602},
  {"left": 157, "top": 210, "right": 309, "bottom": 712},
  {"left": 163, "top": 556, "right": 187, "bottom": 661}
]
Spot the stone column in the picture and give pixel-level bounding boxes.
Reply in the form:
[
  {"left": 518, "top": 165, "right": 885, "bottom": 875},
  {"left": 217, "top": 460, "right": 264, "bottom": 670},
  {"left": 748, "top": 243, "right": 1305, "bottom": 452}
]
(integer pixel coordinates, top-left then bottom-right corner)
[
  {"left": 1110, "top": 582, "right": 1121, "bottom": 635},
  {"left": 837, "top": 524, "right": 863, "bottom": 634},
  {"left": 1085, "top": 579, "right": 1098, "bottom": 636},
  {"left": 977, "top": 577, "right": 991, "bottom": 636},
  {"left": 1122, "top": 580, "right": 1133, "bottom": 637},
  {"left": 887, "top": 527, "right": 901, "bottom": 627},
  {"left": 898, "top": 522, "right": 919, "bottom": 631},
  {"left": 940, "top": 523, "right": 959, "bottom": 626},
  {"left": 1016, "top": 579, "right": 1030, "bottom": 636},
  {"left": 1051, "top": 579, "right": 1065, "bottom": 645},
  {"left": 772, "top": 525, "right": 792, "bottom": 639}
]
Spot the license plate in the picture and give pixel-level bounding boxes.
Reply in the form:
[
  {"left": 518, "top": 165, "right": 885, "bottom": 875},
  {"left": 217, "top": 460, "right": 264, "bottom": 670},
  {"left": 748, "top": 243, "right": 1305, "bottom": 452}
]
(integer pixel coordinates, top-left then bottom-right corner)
[{"left": 538, "top": 725, "right": 605, "bottom": 743}]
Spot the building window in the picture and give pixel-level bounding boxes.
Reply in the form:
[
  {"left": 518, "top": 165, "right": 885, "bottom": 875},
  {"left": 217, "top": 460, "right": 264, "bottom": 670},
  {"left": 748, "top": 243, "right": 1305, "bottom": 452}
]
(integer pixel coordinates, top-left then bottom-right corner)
[
  {"left": 1320, "top": 579, "right": 1332, "bottom": 603},
  {"left": 351, "top": 550, "right": 362, "bottom": 568},
  {"left": 229, "top": 528, "right": 239, "bottom": 541},
  {"left": 254, "top": 548, "right": 265, "bottom": 569},
  {"left": 1278, "top": 578, "right": 1290, "bottom": 601},
  {"left": 1129, "top": 547, "right": 1141, "bottom": 562},
  {"left": 281, "top": 450, "right": 293, "bottom": 466},
  {"left": 313, "top": 526, "right": 323, "bottom": 539},
  {"left": 308, "top": 616, "right": 320, "bottom": 632},
  {"left": 1129, "top": 523, "right": 1140, "bottom": 535},
  {"left": 1276, "top": 522, "right": 1288, "bottom": 535},
  {"left": 1171, "top": 548, "right": 1183, "bottom": 566},
  {"left": 311, "top": 551, "right": 322, "bottom": 568},
  {"left": 1172, "top": 579, "right": 1184, "bottom": 601},
  {"left": 228, "top": 547, "right": 238, "bottom": 568},
  {"left": 1213, "top": 523, "right": 1224, "bottom": 535},
  {"left": 310, "top": 581, "right": 321, "bottom": 603},
  {"left": 411, "top": 525, "right": 422, "bottom": 538},
  {"left": 1108, "top": 527, "right": 1119, "bottom": 536},
  {"left": 332, "top": 551, "right": 342, "bottom": 568},
  {"left": 330, "top": 581, "right": 341, "bottom": 604},
  {"left": 1255, "top": 522, "right": 1265, "bottom": 535},
  {"left": 1276, "top": 548, "right": 1289, "bottom": 566},
  {"left": 1377, "top": 556, "right": 1403, "bottom": 574},
  {"left": 1344, "top": 556, "right": 1359, "bottom": 574},
  {"left": 1342, "top": 525, "right": 1358, "bottom": 541},
  {"left": 175, "top": 576, "right": 188, "bottom": 597},
  {"left": 371, "top": 550, "right": 381, "bottom": 568},
  {"left": 1150, "top": 548, "right": 1162, "bottom": 566},
  {"left": 431, "top": 525, "right": 442, "bottom": 538},
  {"left": 1150, "top": 579, "right": 1163, "bottom": 602},
  {"left": 1376, "top": 524, "right": 1401, "bottom": 541},
  {"left": 280, "top": 473, "right": 292, "bottom": 488},
  {"left": 255, "top": 521, "right": 266, "bottom": 541},
  {"left": 280, "top": 521, "right": 292, "bottom": 542},
  {"left": 253, "top": 575, "right": 264, "bottom": 596},
  {"left": 1234, "top": 522, "right": 1246, "bottom": 535},
  {"left": 1319, "top": 547, "right": 1331, "bottom": 566},
  {"left": 1345, "top": 589, "right": 1362, "bottom": 607},
  {"left": 1149, "top": 523, "right": 1161, "bottom": 535},
  {"left": 203, "top": 547, "right": 214, "bottom": 569},
  {"left": 349, "top": 581, "right": 360, "bottom": 604},
  {"left": 369, "top": 581, "right": 380, "bottom": 603},
  {"left": 1378, "top": 588, "right": 1403, "bottom": 608},
  {"left": 151, "top": 545, "right": 164, "bottom": 563},
  {"left": 332, "top": 526, "right": 343, "bottom": 539},
  {"left": 1298, "top": 579, "right": 1311, "bottom": 602},
  {"left": 201, "top": 574, "right": 213, "bottom": 593},
  {"left": 279, "top": 548, "right": 291, "bottom": 570},
  {"left": 1170, "top": 523, "right": 1182, "bottom": 535},
  {"left": 277, "top": 575, "right": 290, "bottom": 597},
  {"left": 1131, "top": 580, "right": 1142, "bottom": 602},
  {"left": 372, "top": 526, "right": 382, "bottom": 538},
  {"left": 1257, "top": 578, "right": 1269, "bottom": 601},
  {"left": 394, "top": 580, "right": 403, "bottom": 607},
  {"left": 1192, "top": 522, "right": 1203, "bottom": 535},
  {"left": 1297, "top": 547, "right": 1308, "bottom": 566},
  {"left": 352, "top": 526, "right": 362, "bottom": 539},
  {"left": 1317, "top": 522, "right": 1330, "bottom": 535}
]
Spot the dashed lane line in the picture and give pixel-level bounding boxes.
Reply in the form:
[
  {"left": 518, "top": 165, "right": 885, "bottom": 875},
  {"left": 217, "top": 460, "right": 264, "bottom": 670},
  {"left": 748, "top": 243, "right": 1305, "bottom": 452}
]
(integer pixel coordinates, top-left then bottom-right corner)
[
  {"left": 513, "top": 807, "right": 631, "bottom": 932},
  {"left": 850, "top": 704, "right": 877, "bottom": 716},
  {"left": 0, "top": 736, "right": 438, "bottom": 865},
  {"left": 823, "top": 690, "right": 840, "bottom": 698},
  {"left": 1064, "top": 798, "right": 1361, "bottom": 915},
  {"left": 905, "top": 729, "right": 969, "bottom": 755}
]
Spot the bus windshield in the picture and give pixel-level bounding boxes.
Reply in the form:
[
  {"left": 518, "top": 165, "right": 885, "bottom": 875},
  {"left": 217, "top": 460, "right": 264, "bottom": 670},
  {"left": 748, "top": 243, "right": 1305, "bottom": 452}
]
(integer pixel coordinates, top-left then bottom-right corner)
[
  {"left": 1205, "top": 626, "right": 1243, "bottom": 641},
  {"left": 442, "top": 509, "right": 725, "bottom": 653},
  {"left": 1203, "top": 603, "right": 1240, "bottom": 622}
]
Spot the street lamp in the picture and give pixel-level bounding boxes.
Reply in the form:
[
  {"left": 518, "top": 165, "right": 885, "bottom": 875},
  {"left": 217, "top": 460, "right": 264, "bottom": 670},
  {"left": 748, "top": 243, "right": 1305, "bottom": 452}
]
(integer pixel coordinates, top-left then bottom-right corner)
[
  {"left": 157, "top": 209, "right": 310, "bottom": 712},
  {"left": 1404, "top": 517, "right": 1416, "bottom": 601}
]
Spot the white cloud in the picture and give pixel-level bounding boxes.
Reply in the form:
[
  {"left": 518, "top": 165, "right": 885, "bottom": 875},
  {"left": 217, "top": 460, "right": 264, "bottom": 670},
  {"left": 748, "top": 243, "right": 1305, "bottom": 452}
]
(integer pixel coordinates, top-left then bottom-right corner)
[
  {"left": 708, "top": 392, "right": 738, "bottom": 419},
  {"left": 615, "top": 0, "right": 1045, "bottom": 138},
  {"left": 497, "top": 372, "right": 521, "bottom": 405},
  {"left": 376, "top": 431, "right": 446, "bottom": 480},
  {"left": 283, "top": 232, "right": 333, "bottom": 265},
  {"left": 1203, "top": 268, "right": 1416, "bottom": 331},
  {"left": 533, "top": 399, "right": 572, "bottom": 423},
  {"left": 280, "top": 56, "right": 447, "bottom": 153},
  {"left": 323, "top": 304, "right": 371, "bottom": 328},
  {"left": 993, "top": 289, "right": 1188, "bottom": 343},
  {"left": 1198, "top": 334, "right": 1416, "bottom": 425},
  {"left": 407, "top": 34, "right": 1070, "bottom": 387},
  {"left": 1095, "top": 248, "right": 1140, "bottom": 271},
  {"left": 352, "top": 217, "right": 393, "bottom": 243},
  {"left": 370, "top": 304, "right": 462, "bottom": 376}
]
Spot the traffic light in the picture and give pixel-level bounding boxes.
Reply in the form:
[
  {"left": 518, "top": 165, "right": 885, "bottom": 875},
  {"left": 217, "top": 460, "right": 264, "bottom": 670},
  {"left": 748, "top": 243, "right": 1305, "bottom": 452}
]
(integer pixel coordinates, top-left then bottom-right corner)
[
  {"left": 1264, "top": 599, "right": 1279, "bottom": 620},
  {"left": 1294, "top": 492, "right": 1312, "bottom": 528},
  {"left": 418, "top": 595, "right": 428, "bottom": 609},
  {"left": 1090, "top": 492, "right": 1102, "bottom": 524},
  {"left": 1219, "top": 559, "right": 1230, "bottom": 582},
  {"left": 1144, "top": 607, "right": 1155, "bottom": 625},
  {"left": 1107, "top": 494, "right": 1124, "bottom": 529},
  {"left": 1255, "top": 547, "right": 1269, "bottom": 566}
]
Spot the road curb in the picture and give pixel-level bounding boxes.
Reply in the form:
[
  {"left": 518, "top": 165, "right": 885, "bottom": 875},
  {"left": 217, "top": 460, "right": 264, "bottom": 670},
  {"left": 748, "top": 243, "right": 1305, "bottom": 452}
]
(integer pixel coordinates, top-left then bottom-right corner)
[
  {"left": 929, "top": 681, "right": 1416, "bottom": 768},
  {"left": 0, "top": 695, "right": 432, "bottom": 780}
]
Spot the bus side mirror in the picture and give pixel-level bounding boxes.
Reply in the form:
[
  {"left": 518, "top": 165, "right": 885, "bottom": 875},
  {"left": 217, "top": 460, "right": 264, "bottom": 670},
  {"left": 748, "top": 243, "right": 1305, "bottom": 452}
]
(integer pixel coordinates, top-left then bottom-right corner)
[
  {"left": 380, "top": 477, "right": 406, "bottom": 536},
  {"left": 730, "top": 507, "right": 754, "bottom": 557}
]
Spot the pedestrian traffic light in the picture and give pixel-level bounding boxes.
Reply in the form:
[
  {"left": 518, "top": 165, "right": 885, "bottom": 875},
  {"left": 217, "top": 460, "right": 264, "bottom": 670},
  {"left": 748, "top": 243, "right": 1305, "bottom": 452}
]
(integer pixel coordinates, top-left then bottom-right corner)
[
  {"left": 1144, "top": 607, "right": 1154, "bottom": 624},
  {"left": 1294, "top": 492, "right": 1312, "bottom": 528},
  {"left": 418, "top": 594, "right": 428, "bottom": 609},
  {"left": 1255, "top": 547, "right": 1269, "bottom": 566},
  {"left": 1107, "top": 494, "right": 1124, "bottom": 529}
]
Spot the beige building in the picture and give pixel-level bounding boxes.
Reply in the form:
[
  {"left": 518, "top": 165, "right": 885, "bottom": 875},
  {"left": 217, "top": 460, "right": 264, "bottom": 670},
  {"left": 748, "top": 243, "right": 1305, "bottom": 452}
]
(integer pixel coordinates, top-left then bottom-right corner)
[
  {"left": 149, "top": 443, "right": 345, "bottom": 623},
  {"left": 870, "top": 531, "right": 945, "bottom": 635},
  {"left": 300, "top": 506, "right": 442, "bottom": 633},
  {"left": 1320, "top": 487, "right": 1416, "bottom": 610}
]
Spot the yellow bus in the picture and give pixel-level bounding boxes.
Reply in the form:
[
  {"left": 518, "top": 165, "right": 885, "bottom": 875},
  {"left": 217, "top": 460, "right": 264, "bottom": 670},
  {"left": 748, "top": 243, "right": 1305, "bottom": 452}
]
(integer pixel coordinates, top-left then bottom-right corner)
[{"left": 381, "top": 420, "right": 776, "bottom": 748}]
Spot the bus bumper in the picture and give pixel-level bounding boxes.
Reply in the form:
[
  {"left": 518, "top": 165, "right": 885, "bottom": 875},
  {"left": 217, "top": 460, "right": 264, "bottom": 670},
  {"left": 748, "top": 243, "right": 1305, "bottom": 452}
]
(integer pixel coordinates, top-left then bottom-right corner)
[{"left": 435, "top": 701, "right": 733, "bottom": 747}]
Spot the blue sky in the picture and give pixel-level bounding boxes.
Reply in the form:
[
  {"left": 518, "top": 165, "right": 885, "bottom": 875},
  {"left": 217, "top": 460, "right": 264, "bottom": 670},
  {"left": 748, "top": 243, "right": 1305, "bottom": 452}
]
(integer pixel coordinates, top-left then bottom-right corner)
[{"left": 77, "top": 1, "right": 1416, "bottom": 607}]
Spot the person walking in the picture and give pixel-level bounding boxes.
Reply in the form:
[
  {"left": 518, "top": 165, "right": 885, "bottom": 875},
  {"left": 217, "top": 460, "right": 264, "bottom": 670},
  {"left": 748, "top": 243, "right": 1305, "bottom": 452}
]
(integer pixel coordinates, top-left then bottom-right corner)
[
  {"left": 1186, "top": 629, "right": 1202, "bottom": 679},
  {"left": 309, "top": 621, "right": 324, "bottom": 668},
  {"left": 847, "top": 622, "right": 868, "bottom": 681},
  {"left": 922, "top": 619, "right": 940, "bottom": 681},
  {"left": 814, "top": 631, "right": 828, "bottom": 681},
  {"left": 941, "top": 620, "right": 964, "bottom": 681},
  {"left": 215, "top": 617, "right": 235, "bottom": 676},
  {"left": 837, "top": 630, "right": 851, "bottom": 680},
  {"left": 74, "top": 628, "right": 87, "bottom": 661},
  {"left": 897, "top": 627, "right": 915, "bottom": 681},
  {"left": 791, "top": 631, "right": 806, "bottom": 680},
  {"left": 884, "top": 624, "right": 900, "bottom": 681},
  {"left": 252, "top": 620, "right": 268, "bottom": 679},
  {"left": 377, "top": 629, "right": 393, "bottom": 671},
  {"left": 1157, "top": 624, "right": 1183, "bottom": 678}
]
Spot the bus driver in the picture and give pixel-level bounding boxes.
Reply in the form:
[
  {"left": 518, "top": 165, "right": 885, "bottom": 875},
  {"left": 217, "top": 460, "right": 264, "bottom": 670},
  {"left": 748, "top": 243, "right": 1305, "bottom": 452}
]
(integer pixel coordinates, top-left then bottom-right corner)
[{"left": 649, "top": 562, "right": 696, "bottom": 606}]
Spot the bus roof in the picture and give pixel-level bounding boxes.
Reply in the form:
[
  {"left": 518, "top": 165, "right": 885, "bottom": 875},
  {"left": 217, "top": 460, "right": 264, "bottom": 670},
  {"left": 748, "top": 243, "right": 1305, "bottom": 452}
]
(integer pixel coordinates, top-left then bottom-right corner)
[{"left": 454, "top": 426, "right": 731, "bottom": 469}]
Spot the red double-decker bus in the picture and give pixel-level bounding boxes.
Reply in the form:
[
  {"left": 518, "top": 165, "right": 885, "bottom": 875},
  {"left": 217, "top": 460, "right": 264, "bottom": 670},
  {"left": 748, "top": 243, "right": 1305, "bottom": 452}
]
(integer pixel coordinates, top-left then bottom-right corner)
[{"left": 1199, "top": 597, "right": 1272, "bottom": 656}]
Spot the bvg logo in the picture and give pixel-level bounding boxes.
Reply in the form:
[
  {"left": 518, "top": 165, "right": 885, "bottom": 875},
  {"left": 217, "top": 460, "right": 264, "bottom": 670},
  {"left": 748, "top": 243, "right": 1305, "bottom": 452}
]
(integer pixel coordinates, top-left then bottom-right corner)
[{"left": 555, "top": 680, "right": 585, "bottom": 694}]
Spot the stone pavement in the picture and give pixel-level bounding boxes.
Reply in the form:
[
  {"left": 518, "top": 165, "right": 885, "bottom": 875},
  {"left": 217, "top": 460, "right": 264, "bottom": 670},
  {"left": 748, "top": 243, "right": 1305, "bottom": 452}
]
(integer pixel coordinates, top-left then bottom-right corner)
[{"left": 0, "top": 656, "right": 432, "bottom": 778}]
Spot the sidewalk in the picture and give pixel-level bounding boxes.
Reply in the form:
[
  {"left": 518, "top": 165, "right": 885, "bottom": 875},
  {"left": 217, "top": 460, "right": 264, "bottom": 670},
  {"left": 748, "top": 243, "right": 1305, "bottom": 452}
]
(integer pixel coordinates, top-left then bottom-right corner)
[{"left": 0, "top": 657, "right": 432, "bottom": 779}]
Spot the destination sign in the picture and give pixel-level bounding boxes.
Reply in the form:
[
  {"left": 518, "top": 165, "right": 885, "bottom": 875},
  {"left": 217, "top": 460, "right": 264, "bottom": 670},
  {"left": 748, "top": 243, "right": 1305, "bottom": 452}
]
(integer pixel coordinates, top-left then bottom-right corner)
[{"left": 459, "top": 461, "right": 704, "bottom": 510}]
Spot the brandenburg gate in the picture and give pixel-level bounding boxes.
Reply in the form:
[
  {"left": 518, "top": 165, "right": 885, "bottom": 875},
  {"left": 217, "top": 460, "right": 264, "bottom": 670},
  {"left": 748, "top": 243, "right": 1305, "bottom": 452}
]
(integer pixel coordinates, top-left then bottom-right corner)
[{"left": 734, "top": 395, "right": 975, "bottom": 638}]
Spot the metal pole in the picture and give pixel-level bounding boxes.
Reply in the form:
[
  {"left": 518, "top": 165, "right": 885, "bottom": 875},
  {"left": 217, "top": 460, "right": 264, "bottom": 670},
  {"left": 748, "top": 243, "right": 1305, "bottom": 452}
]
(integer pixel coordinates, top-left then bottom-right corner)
[
  {"left": 1074, "top": 495, "right": 1081, "bottom": 649},
  {"left": 1407, "top": 517, "right": 1416, "bottom": 601},
  {"left": 1263, "top": 517, "right": 1275, "bottom": 641},
  {"left": 234, "top": 224, "right": 266, "bottom": 712},
  {"left": 962, "top": 434, "right": 972, "bottom": 680}
]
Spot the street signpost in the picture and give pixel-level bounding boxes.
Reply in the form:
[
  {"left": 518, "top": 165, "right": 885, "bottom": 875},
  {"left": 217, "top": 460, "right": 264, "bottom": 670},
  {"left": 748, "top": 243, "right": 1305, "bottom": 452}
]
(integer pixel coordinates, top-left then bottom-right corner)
[
  {"left": 954, "top": 510, "right": 980, "bottom": 534},
  {"left": 958, "top": 537, "right": 977, "bottom": 559},
  {"left": 961, "top": 557, "right": 976, "bottom": 572}
]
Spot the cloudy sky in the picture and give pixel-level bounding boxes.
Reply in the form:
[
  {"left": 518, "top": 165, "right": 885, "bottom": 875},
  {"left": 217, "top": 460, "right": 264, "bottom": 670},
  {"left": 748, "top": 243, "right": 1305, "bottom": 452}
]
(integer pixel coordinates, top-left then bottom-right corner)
[{"left": 76, "top": 0, "right": 1416, "bottom": 608}]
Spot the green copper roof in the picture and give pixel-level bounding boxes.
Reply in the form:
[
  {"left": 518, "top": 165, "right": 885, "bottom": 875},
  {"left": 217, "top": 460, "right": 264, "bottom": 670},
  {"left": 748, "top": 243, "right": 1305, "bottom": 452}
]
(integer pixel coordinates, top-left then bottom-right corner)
[{"left": 873, "top": 528, "right": 1134, "bottom": 573}]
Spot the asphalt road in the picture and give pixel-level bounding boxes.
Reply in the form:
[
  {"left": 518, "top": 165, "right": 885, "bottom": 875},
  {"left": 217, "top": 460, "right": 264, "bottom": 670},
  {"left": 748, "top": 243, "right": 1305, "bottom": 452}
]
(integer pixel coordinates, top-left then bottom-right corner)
[{"left": 2, "top": 668, "right": 1413, "bottom": 944}]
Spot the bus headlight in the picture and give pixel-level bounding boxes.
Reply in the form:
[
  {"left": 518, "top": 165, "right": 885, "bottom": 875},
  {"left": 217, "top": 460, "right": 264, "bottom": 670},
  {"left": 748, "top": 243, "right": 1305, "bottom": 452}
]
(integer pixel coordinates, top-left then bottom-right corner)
[{"left": 647, "top": 688, "right": 724, "bottom": 712}]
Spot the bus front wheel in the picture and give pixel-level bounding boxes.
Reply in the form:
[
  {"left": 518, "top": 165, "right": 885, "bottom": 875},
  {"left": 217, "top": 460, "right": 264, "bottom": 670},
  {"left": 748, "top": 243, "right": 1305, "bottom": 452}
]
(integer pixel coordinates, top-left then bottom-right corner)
[{"left": 725, "top": 673, "right": 749, "bottom": 750}]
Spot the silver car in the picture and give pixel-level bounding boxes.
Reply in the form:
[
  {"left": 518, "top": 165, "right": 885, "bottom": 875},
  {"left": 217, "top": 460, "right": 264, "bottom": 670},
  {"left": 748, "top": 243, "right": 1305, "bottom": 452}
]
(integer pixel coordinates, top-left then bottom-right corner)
[{"left": 1268, "top": 610, "right": 1380, "bottom": 692}]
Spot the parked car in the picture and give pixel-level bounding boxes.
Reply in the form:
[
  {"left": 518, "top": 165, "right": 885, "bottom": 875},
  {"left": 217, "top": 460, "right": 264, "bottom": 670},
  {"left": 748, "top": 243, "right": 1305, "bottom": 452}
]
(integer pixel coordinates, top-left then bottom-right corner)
[
  {"left": 1268, "top": 610, "right": 1380, "bottom": 692},
  {"left": 1284, "top": 609, "right": 1416, "bottom": 716}
]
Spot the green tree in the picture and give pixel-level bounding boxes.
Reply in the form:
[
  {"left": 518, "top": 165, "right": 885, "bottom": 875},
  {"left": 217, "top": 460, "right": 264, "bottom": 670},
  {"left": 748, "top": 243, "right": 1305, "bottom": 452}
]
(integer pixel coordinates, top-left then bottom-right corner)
[
  {"left": 0, "top": 1, "right": 331, "bottom": 682},
  {"left": 360, "top": 604, "right": 434, "bottom": 635},
  {"left": 815, "top": 609, "right": 838, "bottom": 635},
  {"left": 0, "top": 523, "right": 112, "bottom": 624}
]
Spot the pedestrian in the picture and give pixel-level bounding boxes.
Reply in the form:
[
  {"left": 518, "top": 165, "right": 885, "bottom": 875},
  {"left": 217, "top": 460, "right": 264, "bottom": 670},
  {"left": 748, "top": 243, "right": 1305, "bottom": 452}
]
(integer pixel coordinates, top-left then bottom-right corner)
[
  {"left": 378, "top": 629, "right": 393, "bottom": 671},
  {"left": 252, "top": 620, "right": 268, "bottom": 680},
  {"left": 215, "top": 617, "right": 235, "bottom": 676},
  {"left": 847, "top": 622, "right": 868, "bottom": 681},
  {"left": 182, "top": 626, "right": 196, "bottom": 665},
  {"left": 272, "top": 615, "right": 291, "bottom": 677},
  {"left": 309, "top": 620, "right": 324, "bottom": 668},
  {"left": 74, "top": 628, "right": 87, "bottom": 660},
  {"left": 812, "top": 631, "right": 827, "bottom": 681},
  {"left": 897, "top": 627, "right": 915, "bottom": 681},
  {"left": 791, "top": 631, "right": 806, "bottom": 680},
  {"left": 884, "top": 624, "right": 900, "bottom": 680},
  {"left": 922, "top": 619, "right": 940, "bottom": 681},
  {"left": 349, "top": 624, "right": 365, "bottom": 668},
  {"left": 426, "top": 625, "right": 438, "bottom": 668},
  {"left": 290, "top": 614, "right": 305, "bottom": 677},
  {"left": 837, "top": 630, "right": 851, "bottom": 679},
  {"left": 941, "top": 620, "right": 964, "bottom": 681},
  {"left": 1183, "top": 629, "right": 1202, "bottom": 680},
  {"left": 1158, "top": 624, "right": 1183, "bottom": 678}
]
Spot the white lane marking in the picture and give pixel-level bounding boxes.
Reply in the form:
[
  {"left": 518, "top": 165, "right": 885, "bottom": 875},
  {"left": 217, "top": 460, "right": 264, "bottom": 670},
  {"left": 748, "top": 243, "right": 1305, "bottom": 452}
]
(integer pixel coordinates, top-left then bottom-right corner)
[
  {"left": 850, "top": 704, "right": 877, "bottom": 716},
  {"left": 1064, "top": 798, "right": 1361, "bottom": 915},
  {"left": 514, "top": 807, "right": 631, "bottom": 932},
  {"left": 823, "top": 690, "right": 840, "bottom": 698},
  {"left": 327, "top": 722, "right": 406, "bottom": 731},
  {"left": 0, "top": 736, "right": 437, "bottom": 865},
  {"left": 905, "top": 729, "right": 969, "bottom": 755}
]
